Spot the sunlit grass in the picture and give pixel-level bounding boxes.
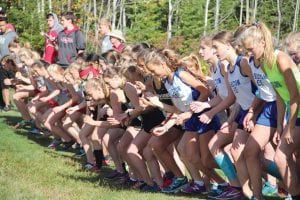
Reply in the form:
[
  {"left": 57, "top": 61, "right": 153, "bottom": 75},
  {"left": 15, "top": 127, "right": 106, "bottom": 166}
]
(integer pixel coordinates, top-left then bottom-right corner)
[{"left": 0, "top": 111, "right": 203, "bottom": 200}]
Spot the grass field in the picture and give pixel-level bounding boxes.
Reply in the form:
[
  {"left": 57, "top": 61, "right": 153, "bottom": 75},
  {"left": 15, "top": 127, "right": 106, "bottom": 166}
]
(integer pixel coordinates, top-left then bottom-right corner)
[
  {"left": 0, "top": 110, "right": 285, "bottom": 200},
  {"left": 0, "top": 110, "right": 206, "bottom": 200}
]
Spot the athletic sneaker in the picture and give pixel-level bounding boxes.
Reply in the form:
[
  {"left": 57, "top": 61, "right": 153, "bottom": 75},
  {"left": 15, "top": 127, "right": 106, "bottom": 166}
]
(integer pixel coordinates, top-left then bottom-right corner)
[
  {"left": 124, "top": 178, "right": 138, "bottom": 187},
  {"left": 141, "top": 183, "right": 161, "bottom": 192},
  {"left": 30, "top": 127, "right": 42, "bottom": 135},
  {"left": 181, "top": 182, "right": 206, "bottom": 194},
  {"left": 132, "top": 180, "right": 146, "bottom": 190},
  {"left": 3, "top": 105, "right": 11, "bottom": 112},
  {"left": 161, "top": 176, "right": 189, "bottom": 193},
  {"left": 104, "top": 170, "right": 128, "bottom": 180},
  {"left": 61, "top": 140, "right": 75, "bottom": 150},
  {"left": 74, "top": 148, "right": 86, "bottom": 157},
  {"left": 262, "top": 181, "right": 278, "bottom": 197},
  {"left": 113, "top": 173, "right": 129, "bottom": 185},
  {"left": 213, "top": 186, "right": 245, "bottom": 200},
  {"left": 84, "top": 163, "right": 101, "bottom": 173},
  {"left": 14, "top": 120, "right": 32, "bottom": 129},
  {"left": 208, "top": 184, "right": 228, "bottom": 199},
  {"left": 37, "top": 129, "right": 52, "bottom": 138},
  {"left": 111, "top": 172, "right": 128, "bottom": 182},
  {"left": 47, "top": 138, "right": 62, "bottom": 149},
  {"left": 162, "top": 178, "right": 173, "bottom": 189}
]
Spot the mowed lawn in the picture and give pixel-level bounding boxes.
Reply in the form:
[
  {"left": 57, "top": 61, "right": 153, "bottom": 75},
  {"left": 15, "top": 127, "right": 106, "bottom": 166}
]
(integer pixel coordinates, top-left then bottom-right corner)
[{"left": 0, "top": 111, "right": 204, "bottom": 200}]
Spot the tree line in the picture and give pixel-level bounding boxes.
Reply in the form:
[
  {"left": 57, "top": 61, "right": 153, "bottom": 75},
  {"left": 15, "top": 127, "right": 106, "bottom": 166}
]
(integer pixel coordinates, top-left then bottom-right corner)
[{"left": 2, "top": 0, "right": 299, "bottom": 54}]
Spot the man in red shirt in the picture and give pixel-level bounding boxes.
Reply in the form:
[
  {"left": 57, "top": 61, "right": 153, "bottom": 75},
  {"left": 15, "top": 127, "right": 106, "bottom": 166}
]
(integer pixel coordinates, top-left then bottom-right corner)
[
  {"left": 43, "top": 13, "right": 63, "bottom": 64},
  {"left": 107, "top": 30, "right": 126, "bottom": 53}
]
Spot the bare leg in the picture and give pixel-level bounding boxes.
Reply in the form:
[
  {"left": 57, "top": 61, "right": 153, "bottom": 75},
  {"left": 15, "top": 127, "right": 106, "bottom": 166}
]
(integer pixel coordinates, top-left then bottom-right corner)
[
  {"left": 200, "top": 130, "right": 226, "bottom": 184},
  {"left": 244, "top": 125, "right": 275, "bottom": 199},
  {"left": 13, "top": 90, "right": 32, "bottom": 121},
  {"left": 149, "top": 127, "right": 184, "bottom": 178},
  {"left": 208, "top": 123, "right": 241, "bottom": 187},
  {"left": 274, "top": 126, "right": 300, "bottom": 196},
  {"left": 127, "top": 130, "right": 153, "bottom": 185},
  {"left": 62, "top": 112, "right": 82, "bottom": 144},
  {"left": 102, "top": 128, "right": 124, "bottom": 172},
  {"left": 230, "top": 129, "right": 252, "bottom": 198},
  {"left": 79, "top": 124, "right": 95, "bottom": 164}
]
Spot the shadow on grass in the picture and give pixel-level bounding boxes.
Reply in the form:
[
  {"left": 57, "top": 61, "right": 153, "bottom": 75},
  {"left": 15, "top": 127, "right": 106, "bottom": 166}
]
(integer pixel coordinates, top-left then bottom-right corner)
[
  {"left": 0, "top": 113, "right": 85, "bottom": 166},
  {"left": 0, "top": 113, "right": 287, "bottom": 200},
  {"left": 1, "top": 114, "right": 23, "bottom": 126}
]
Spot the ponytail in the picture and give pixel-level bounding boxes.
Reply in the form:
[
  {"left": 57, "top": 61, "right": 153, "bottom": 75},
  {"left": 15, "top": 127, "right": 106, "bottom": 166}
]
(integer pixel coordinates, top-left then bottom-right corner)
[{"left": 240, "top": 21, "right": 275, "bottom": 68}]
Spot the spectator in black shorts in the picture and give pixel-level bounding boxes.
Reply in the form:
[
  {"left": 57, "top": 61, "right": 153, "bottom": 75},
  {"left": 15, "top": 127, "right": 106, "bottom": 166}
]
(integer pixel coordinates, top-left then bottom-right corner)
[{"left": 0, "top": 55, "right": 17, "bottom": 111}]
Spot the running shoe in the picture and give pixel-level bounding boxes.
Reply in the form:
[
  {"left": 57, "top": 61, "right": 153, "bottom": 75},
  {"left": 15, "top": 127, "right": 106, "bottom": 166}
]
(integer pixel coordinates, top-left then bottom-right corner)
[
  {"left": 123, "top": 178, "right": 138, "bottom": 187},
  {"left": 74, "top": 148, "right": 86, "bottom": 157},
  {"left": 61, "top": 140, "right": 75, "bottom": 150},
  {"left": 113, "top": 173, "right": 129, "bottom": 185},
  {"left": 161, "top": 176, "right": 189, "bottom": 193},
  {"left": 262, "top": 181, "right": 278, "bottom": 197},
  {"left": 47, "top": 138, "right": 62, "bottom": 149},
  {"left": 162, "top": 178, "right": 173, "bottom": 189},
  {"left": 37, "top": 129, "right": 52, "bottom": 138},
  {"left": 29, "top": 127, "right": 42, "bottom": 135},
  {"left": 132, "top": 180, "right": 146, "bottom": 190},
  {"left": 181, "top": 182, "right": 206, "bottom": 194},
  {"left": 14, "top": 120, "right": 32, "bottom": 129},
  {"left": 84, "top": 163, "right": 101, "bottom": 173},
  {"left": 208, "top": 184, "right": 228, "bottom": 199},
  {"left": 141, "top": 182, "right": 161, "bottom": 192},
  {"left": 104, "top": 170, "right": 128, "bottom": 180},
  {"left": 213, "top": 186, "right": 245, "bottom": 200},
  {"left": 3, "top": 105, "right": 11, "bottom": 112}
]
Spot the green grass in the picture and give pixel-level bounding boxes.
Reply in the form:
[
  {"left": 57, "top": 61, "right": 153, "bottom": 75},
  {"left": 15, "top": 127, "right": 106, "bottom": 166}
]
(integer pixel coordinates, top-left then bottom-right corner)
[
  {"left": 0, "top": 110, "right": 284, "bottom": 200},
  {"left": 0, "top": 111, "right": 204, "bottom": 200}
]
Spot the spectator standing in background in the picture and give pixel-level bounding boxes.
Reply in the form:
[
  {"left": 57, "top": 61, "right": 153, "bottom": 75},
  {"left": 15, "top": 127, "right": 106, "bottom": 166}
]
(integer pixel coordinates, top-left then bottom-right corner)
[
  {"left": 0, "top": 17, "right": 17, "bottom": 60},
  {"left": 107, "top": 30, "right": 126, "bottom": 53},
  {"left": 57, "top": 11, "right": 86, "bottom": 67},
  {"left": 42, "top": 13, "right": 63, "bottom": 64},
  {"left": 98, "top": 18, "right": 112, "bottom": 53}
]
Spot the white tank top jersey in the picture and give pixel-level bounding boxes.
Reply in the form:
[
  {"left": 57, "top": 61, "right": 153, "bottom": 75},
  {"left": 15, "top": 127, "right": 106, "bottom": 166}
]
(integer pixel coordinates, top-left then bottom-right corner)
[
  {"left": 249, "top": 56, "right": 277, "bottom": 102},
  {"left": 212, "top": 61, "right": 228, "bottom": 100},
  {"left": 227, "top": 56, "right": 255, "bottom": 110},
  {"left": 164, "top": 69, "right": 195, "bottom": 112}
]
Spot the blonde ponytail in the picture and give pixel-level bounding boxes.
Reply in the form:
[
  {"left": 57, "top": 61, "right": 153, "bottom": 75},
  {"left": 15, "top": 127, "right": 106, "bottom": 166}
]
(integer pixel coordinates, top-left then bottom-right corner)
[{"left": 240, "top": 22, "right": 275, "bottom": 68}]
